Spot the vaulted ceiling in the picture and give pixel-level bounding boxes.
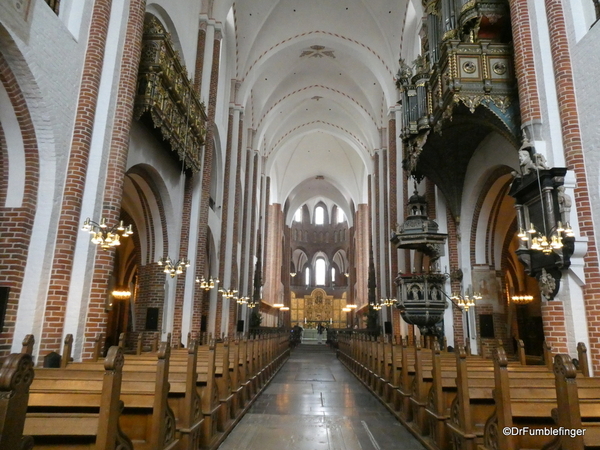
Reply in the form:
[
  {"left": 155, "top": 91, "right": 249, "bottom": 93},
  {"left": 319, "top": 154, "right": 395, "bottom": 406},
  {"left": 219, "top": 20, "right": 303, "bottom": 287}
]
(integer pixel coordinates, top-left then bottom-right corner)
[{"left": 220, "top": 0, "right": 423, "bottom": 222}]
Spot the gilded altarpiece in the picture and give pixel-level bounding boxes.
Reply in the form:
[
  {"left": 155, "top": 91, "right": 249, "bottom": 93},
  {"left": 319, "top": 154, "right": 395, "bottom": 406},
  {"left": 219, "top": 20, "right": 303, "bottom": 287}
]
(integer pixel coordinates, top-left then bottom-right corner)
[{"left": 290, "top": 288, "right": 348, "bottom": 328}]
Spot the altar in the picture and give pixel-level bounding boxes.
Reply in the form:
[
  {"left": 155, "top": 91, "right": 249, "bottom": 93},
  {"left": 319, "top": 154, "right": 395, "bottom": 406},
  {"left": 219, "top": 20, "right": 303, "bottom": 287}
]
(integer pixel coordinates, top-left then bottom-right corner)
[
  {"left": 290, "top": 288, "right": 349, "bottom": 329},
  {"left": 303, "top": 328, "right": 318, "bottom": 342}
]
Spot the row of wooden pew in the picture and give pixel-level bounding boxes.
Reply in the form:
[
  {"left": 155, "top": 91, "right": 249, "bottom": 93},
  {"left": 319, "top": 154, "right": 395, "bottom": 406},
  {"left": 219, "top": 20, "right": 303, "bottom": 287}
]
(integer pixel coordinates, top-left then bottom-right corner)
[
  {"left": 0, "top": 332, "right": 290, "bottom": 450},
  {"left": 336, "top": 333, "right": 600, "bottom": 450}
]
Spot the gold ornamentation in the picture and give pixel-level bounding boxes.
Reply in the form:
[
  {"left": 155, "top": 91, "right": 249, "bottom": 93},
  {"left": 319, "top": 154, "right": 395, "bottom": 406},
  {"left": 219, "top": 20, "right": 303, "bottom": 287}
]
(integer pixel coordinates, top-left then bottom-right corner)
[
  {"left": 135, "top": 17, "right": 207, "bottom": 173},
  {"left": 462, "top": 61, "right": 477, "bottom": 74},
  {"left": 492, "top": 62, "right": 507, "bottom": 75}
]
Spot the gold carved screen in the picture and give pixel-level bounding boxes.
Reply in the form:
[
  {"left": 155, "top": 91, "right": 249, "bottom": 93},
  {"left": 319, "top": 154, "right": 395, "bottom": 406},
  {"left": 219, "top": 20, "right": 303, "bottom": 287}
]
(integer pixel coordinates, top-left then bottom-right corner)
[{"left": 290, "top": 288, "right": 348, "bottom": 328}]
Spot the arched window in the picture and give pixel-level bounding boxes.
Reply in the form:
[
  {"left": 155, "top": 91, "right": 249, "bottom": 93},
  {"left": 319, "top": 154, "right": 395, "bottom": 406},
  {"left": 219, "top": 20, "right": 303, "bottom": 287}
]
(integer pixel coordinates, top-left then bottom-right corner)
[
  {"left": 305, "top": 267, "right": 310, "bottom": 286},
  {"left": 337, "top": 208, "right": 345, "bottom": 224},
  {"left": 331, "top": 267, "right": 336, "bottom": 283},
  {"left": 315, "top": 258, "right": 326, "bottom": 285},
  {"left": 315, "top": 206, "right": 324, "bottom": 225},
  {"left": 294, "top": 208, "right": 302, "bottom": 223}
]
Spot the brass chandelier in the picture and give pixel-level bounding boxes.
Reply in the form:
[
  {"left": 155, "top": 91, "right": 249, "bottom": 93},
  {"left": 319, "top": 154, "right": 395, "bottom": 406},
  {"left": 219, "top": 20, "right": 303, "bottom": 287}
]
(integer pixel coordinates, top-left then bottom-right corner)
[
  {"left": 158, "top": 257, "right": 190, "bottom": 278},
  {"left": 219, "top": 288, "right": 238, "bottom": 298},
  {"left": 196, "top": 276, "right": 219, "bottom": 290},
  {"left": 380, "top": 297, "right": 397, "bottom": 307},
  {"left": 450, "top": 288, "right": 481, "bottom": 312},
  {"left": 517, "top": 221, "right": 573, "bottom": 254},
  {"left": 82, "top": 217, "right": 133, "bottom": 249}
]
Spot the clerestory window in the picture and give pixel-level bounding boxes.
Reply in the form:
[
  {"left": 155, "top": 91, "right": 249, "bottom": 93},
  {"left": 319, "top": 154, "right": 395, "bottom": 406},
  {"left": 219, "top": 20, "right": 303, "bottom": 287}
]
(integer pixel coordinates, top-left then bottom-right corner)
[{"left": 315, "top": 258, "right": 326, "bottom": 285}]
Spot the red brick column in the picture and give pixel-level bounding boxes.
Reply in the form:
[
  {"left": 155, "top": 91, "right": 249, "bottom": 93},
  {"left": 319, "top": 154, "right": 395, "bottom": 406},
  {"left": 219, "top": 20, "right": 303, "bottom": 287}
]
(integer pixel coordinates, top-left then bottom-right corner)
[
  {"left": 247, "top": 153, "right": 259, "bottom": 296},
  {"left": 193, "top": 30, "right": 221, "bottom": 333},
  {"left": 228, "top": 114, "right": 244, "bottom": 334},
  {"left": 215, "top": 108, "right": 235, "bottom": 337},
  {"left": 545, "top": 0, "right": 598, "bottom": 362},
  {"left": 509, "top": 0, "right": 542, "bottom": 125},
  {"left": 193, "top": 21, "right": 207, "bottom": 93},
  {"left": 82, "top": 0, "right": 146, "bottom": 359},
  {"left": 373, "top": 153, "right": 381, "bottom": 300},
  {"left": 239, "top": 148, "right": 252, "bottom": 300},
  {"left": 382, "top": 149, "right": 391, "bottom": 297},
  {"left": 263, "top": 204, "right": 283, "bottom": 305},
  {"left": 447, "top": 211, "right": 465, "bottom": 347},
  {"left": 262, "top": 176, "right": 271, "bottom": 280},
  {"left": 172, "top": 174, "right": 193, "bottom": 346},
  {"left": 355, "top": 204, "right": 370, "bottom": 307},
  {"left": 135, "top": 263, "right": 166, "bottom": 347},
  {"left": 388, "top": 118, "right": 402, "bottom": 338},
  {"left": 0, "top": 56, "right": 39, "bottom": 355},
  {"left": 42, "top": 0, "right": 113, "bottom": 356},
  {"left": 348, "top": 226, "right": 355, "bottom": 307}
]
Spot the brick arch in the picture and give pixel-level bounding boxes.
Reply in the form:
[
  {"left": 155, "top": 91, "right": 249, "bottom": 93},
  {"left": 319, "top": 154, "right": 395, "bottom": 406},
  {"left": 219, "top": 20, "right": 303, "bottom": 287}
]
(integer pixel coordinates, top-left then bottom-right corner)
[
  {"left": 125, "top": 164, "right": 172, "bottom": 265},
  {"left": 0, "top": 53, "right": 40, "bottom": 354},
  {"left": 469, "top": 166, "right": 514, "bottom": 267}
]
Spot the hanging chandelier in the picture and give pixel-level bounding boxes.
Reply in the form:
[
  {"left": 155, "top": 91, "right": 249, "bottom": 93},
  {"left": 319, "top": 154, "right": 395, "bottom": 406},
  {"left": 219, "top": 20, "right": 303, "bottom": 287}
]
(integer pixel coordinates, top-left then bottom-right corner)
[
  {"left": 451, "top": 288, "right": 481, "bottom": 311},
  {"left": 517, "top": 221, "right": 573, "bottom": 254},
  {"left": 196, "top": 276, "right": 219, "bottom": 290},
  {"left": 236, "top": 296, "right": 249, "bottom": 305},
  {"left": 82, "top": 217, "right": 133, "bottom": 249},
  {"left": 381, "top": 297, "right": 397, "bottom": 307},
  {"left": 157, "top": 257, "right": 190, "bottom": 278},
  {"left": 247, "top": 300, "right": 257, "bottom": 309},
  {"left": 219, "top": 288, "right": 238, "bottom": 298}
]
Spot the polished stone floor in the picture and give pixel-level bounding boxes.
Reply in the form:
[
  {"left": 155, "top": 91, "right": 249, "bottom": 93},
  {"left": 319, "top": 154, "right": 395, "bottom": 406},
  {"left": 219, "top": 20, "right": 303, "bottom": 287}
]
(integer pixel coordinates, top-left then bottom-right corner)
[{"left": 218, "top": 343, "right": 426, "bottom": 450}]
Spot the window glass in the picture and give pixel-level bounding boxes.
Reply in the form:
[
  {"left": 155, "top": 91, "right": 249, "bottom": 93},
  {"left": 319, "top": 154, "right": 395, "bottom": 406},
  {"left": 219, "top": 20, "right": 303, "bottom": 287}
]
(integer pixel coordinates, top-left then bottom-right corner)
[
  {"left": 315, "top": 258, "right": 326, "bottom": 285},
  {"left": 315, "top": 206, "right": 324, "bottom": 225}
]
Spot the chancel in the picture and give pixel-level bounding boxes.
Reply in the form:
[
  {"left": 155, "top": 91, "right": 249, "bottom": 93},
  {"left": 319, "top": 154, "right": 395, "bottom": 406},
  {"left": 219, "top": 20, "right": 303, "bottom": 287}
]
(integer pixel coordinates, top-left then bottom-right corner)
[{"left": 0, "top": 0, "right": 599, "bottom": 449}]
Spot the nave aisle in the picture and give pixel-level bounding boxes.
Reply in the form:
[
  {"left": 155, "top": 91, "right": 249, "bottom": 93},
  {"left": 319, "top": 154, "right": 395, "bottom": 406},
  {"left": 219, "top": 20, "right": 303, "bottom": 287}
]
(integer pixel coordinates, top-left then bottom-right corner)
[{"left": 218, "top": 344, "right": 425, "bottom": 450}]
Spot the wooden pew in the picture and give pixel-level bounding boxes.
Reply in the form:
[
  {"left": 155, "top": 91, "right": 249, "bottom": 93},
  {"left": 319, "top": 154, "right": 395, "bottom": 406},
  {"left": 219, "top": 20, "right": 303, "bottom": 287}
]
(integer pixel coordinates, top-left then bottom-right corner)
[
  {"left": 34, "top": 343, "right": 179, "bottom": 450},
  {"left": 198, "top": 340, "right": 221, "bottom": 448},
  {"left": 24, "top": 346, "right": 133, "bottom": 450},
  {"left": 545, "top": 354, "right": 600, "bottom": 450},
  {"left": 445, "top": 346, "right": 555, "bottom": 450},
  {"left": 0, "top": 353, "right": 35, "bottom": 450},
  {"left": 21, "top": 334, "right": 35, "bottom": 355},
  {"left": 479, "top": 347, "right": 557, "bottom": 450},
  {"left": 214, "top": 339, "right": 235, "bottom": 432}
]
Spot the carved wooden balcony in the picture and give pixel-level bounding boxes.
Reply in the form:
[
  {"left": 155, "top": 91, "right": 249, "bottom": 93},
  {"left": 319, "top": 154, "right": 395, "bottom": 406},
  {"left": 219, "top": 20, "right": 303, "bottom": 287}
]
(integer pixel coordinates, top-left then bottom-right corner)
[{"left": 134, "top": 16, "right": 207, "bottom": 174}]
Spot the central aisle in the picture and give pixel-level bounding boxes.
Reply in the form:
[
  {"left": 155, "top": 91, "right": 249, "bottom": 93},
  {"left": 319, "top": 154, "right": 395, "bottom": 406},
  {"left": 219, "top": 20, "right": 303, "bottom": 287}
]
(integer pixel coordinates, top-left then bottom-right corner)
[{"left": 218, "top": 343, "right": 426, "bottom": 450}]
